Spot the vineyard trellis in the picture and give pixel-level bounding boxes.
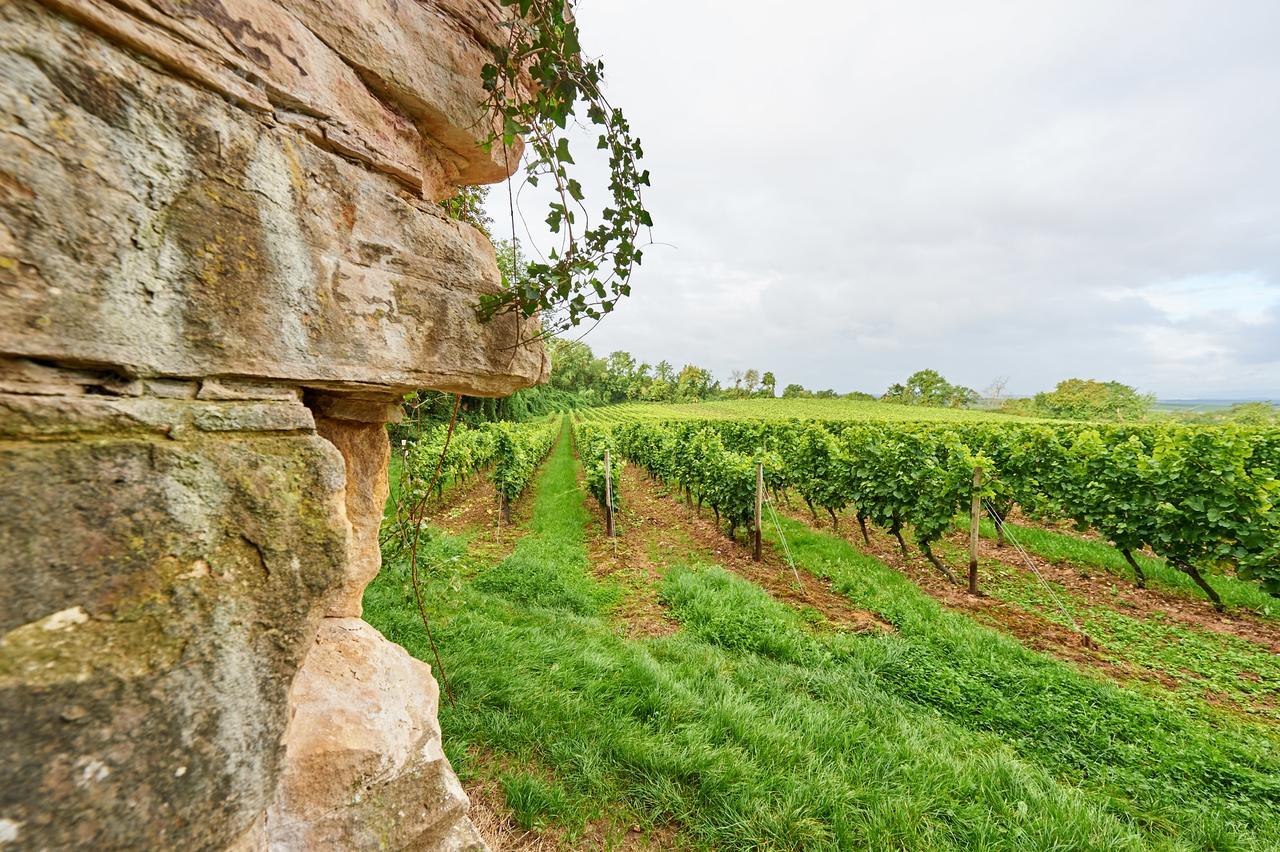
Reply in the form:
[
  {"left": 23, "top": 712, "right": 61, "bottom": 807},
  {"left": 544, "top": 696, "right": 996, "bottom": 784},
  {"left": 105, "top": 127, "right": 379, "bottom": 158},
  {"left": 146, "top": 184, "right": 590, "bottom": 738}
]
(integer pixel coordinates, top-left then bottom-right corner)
[{"left": 573, "top": 408, "right": 1280, "bottom": 604}]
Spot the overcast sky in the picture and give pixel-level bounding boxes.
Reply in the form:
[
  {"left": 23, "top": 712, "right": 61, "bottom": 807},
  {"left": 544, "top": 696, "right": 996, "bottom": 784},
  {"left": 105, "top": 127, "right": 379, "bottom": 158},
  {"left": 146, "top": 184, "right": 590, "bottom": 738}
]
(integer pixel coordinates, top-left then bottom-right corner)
[{"left": 488, "top": 1, "right": 1280, "bottom": 399}]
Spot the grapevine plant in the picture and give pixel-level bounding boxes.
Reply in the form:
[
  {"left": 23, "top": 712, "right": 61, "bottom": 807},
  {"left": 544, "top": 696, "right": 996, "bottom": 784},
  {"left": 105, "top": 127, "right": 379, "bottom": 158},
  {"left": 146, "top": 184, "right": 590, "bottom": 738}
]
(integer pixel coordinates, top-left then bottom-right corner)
[
  {"left": 574, "top": 420, "right": 622, "bottom": 514},
  {"left": 479, "top": 0, "right": 652, "bottom": 334}
]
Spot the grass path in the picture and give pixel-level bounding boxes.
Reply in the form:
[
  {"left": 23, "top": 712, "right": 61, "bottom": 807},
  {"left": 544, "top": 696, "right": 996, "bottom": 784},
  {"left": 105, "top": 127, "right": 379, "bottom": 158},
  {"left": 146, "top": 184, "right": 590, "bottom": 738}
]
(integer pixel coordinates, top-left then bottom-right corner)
[{"left": 367, "top": 422, "right": 1280, "bottom": 850}]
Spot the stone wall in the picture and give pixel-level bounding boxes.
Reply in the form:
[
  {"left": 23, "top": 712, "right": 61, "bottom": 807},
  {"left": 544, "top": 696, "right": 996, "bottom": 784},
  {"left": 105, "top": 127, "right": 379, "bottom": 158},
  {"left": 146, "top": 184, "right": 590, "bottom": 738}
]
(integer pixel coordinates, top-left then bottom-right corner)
[{"left": 0, "top": 1, "right": 546, "bottom": 848}]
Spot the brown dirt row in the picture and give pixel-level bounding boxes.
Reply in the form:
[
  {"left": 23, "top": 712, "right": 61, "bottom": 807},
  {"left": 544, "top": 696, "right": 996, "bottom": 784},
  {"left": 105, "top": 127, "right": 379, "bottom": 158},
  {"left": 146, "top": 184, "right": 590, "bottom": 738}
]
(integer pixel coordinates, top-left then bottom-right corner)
[
  {"left": 577, "top": 459, "right": 679, "bottom": 640},
  {"left": 779, "top": 503, "right": 1280, "bottom": 715},
  {"left": 595, "top": 465, "right": 889, "bottom": 637},
  {"left": 949, "top": 524, "right": 1280, "bottom": 652},
  {"left": 788, "top": 505, "right": 1160, "bottom": 675},
  {"left": 420, "top": 464, "right": 539, "bottom": 560}
]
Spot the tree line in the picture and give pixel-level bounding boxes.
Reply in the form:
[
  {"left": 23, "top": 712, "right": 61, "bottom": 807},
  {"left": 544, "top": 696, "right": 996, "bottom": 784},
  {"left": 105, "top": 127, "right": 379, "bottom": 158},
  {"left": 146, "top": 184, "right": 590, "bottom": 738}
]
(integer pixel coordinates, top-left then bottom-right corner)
[{"left": 393, "top": 331, "right": 1276, "bottom": 427}]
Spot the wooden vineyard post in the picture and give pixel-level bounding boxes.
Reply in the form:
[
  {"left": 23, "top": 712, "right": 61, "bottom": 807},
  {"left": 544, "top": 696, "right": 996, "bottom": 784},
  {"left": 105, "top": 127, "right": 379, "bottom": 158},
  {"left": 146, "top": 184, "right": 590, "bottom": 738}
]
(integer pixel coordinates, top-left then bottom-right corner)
[
  {"left": 604, "top": 449, "right": 615, "bottom": 538},
  {"left": 754, "top": 462, "right": 764, "bottom": 561},
  {"left": 968, "top": 467, "right": 982, "bottom": 595}
]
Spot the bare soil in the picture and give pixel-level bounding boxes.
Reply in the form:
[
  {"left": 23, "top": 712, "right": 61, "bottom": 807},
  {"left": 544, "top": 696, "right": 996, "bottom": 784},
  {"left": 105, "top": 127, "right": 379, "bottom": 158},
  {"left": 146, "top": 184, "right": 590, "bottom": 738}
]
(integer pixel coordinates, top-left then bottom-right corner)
[
  {"left": 577, "top": 461, "right": 680, "bottom": 639},
  {"left": 618, "top": 467, "right": 890, "bottom": 637},
  {"left": 426, "top": 467, "right": 538, "bottom": 560},
  {"left": 954, "top": 523, "right": 1280, "bottom": 652}
]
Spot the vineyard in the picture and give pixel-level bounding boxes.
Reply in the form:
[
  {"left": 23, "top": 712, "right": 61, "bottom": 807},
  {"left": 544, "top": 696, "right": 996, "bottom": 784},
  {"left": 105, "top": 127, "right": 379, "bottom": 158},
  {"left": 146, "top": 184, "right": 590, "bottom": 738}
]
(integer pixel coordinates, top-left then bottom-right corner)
[
  {"left": 578, "top": 403, "right": 1280, "bottom": 602},
  {"left": 371, "top": 402, "right": 1280, "bottom": 849}
]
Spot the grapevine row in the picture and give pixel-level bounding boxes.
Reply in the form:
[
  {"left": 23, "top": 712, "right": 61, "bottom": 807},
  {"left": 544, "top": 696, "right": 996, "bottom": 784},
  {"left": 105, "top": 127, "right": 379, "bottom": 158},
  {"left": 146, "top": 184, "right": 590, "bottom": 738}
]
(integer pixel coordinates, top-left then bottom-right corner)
[
  {"left": 580, "top": 412, "right": 1280, "bottom": 601},
  {"left": 573, "top": 419, "right": 622, "bottom": 514},
  {"left": 389, "top": 416, "right": 559, "bottom": 539}
]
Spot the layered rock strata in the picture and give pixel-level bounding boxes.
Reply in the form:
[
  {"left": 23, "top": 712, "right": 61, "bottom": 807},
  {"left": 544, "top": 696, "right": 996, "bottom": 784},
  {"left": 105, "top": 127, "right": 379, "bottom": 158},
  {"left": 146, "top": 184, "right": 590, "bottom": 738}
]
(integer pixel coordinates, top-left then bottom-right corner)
[{"left": 0, "top": 1, "right": 545, "bottom": 848}]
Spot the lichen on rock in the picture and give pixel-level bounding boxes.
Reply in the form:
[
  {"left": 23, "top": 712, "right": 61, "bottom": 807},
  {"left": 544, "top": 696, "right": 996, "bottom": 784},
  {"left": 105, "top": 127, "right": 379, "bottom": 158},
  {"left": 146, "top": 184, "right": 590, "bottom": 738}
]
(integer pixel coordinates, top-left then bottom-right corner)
[{"left": 0, "top": 0, "right": 545, "bottom": 848}]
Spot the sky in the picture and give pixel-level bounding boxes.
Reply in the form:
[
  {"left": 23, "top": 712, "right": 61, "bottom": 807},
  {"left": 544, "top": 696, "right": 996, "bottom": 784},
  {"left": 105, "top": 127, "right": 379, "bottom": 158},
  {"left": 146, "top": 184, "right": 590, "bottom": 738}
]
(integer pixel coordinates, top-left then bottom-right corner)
[{"left": 487, "top": 1, "right": 1280, "bottom": 399}]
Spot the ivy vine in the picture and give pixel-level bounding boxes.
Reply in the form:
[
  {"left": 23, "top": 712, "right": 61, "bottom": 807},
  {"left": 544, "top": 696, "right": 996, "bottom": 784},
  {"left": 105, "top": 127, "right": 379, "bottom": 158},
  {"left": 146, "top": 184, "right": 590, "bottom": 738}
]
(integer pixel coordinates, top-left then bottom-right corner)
[{"left": 478, "top": 0, "right": 652, "bottom": 335}]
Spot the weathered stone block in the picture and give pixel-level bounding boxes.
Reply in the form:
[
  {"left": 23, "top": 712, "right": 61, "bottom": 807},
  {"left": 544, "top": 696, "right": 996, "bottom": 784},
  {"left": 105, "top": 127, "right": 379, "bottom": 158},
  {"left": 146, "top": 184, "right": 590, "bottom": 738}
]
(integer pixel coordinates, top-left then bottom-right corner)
[
  {"left": 263, "top": 619, "right": 487, "bottom": 850},
  {"left": 314, "top": 409, "right": 391, "bottom": 618},
  {"left": 0, "top": 422, "right": 350, "bottom": 849},
  {"left": 1, "top": 0, "right": 545, "bottom": 846},
  {"left": 0, "top": 0, "right": 547, "bottom": 398}
]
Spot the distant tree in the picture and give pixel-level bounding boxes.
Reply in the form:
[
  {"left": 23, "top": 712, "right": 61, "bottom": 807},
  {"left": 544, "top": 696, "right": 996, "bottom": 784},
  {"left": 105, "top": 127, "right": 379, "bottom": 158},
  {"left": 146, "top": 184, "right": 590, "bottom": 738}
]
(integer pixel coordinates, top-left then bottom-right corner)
[
  {"left": 441, "top": 185, "right": 493, "bottom": 237},
  {"left": 604, "top": 350, "right": 638, "bottom": 402},
  {"left": 655, "top": 360, "right": 675, "bottom": 383},
  {"left": 1000, "top": 397, "right": 1037, "bottom": 417},
  {"left": 676, "top": 364, "right": 717, "bottom": 401},
  {"left": 760, "top": 371, "right": 777, "bottom": 397},
  {"left": 627, "top": 362, "right": 653, "bottom": 400},
  {"left": 1033, "top": 379, "right": 1154, "bottom": 421},
  {"left": 882, "top": 370, "right": 977, "bottom": 408},
  {"left": 983, "top": 376, "right": 1010, "bottom": 402},
  {"left": 493, "top": 238, "right": 523, "bottom": 287},
  {"left": 729, "top": 369, "right": 744, "bottom": 396},
  {"left": 743, "top": 369, "right": 760, "bottom": 395},
  {"left": 782, "top": 383, "right": 808, "bottom": 399},
  {"left": 546, "top": 338, "right": 606, "bottom": 395},
  {"left": 844, "top": 391, "right": 876, "bottom": 402},
  {"left": 813, "top": 388, "right": 838, "bottom": 398},
  {"left": 952, "top": 386, "right": 980, "bottom": 408},
  {"left": 644, "top": 379, "right": 675, "bottom": 402}
]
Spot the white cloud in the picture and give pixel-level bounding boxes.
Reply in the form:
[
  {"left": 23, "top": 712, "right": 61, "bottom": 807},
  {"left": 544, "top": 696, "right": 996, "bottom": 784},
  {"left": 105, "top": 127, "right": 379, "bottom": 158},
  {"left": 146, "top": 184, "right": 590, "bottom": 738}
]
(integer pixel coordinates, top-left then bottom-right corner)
[{"left": 488, "top": 0, "right": 1280, "bottom": 398}]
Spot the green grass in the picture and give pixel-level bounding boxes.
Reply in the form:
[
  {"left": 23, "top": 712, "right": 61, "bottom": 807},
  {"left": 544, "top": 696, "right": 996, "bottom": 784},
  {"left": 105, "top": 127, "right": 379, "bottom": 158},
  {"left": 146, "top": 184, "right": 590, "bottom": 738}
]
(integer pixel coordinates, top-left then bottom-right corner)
[
  {"left": 366, "top": 419, "right": 1280, "bottom": 850},
  {"left": 581, "top": 397, "right": 1038, "bottom": 424},
  {"left": 985, "top": 567, "right": 1280, "bottom": 720},
  {"left": 971, "top": 518, "right": 1280, "bottom": 619},
  {"left": 763, "top": 517, "right": 1280, "bottom": 844}
]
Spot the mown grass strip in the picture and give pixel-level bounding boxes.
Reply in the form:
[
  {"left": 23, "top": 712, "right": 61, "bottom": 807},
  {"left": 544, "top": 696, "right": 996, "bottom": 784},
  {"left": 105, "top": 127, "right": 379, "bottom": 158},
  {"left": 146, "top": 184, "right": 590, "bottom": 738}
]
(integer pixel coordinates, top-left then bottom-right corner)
[{"left": 764, "top": 515, "right": 1280, "bottom": 847}]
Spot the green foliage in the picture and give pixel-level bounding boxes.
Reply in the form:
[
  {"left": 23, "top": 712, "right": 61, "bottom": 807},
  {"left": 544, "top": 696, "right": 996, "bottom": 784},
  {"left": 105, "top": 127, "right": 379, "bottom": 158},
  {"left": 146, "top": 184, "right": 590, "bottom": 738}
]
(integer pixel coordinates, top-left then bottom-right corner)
[
  {"left": 968, "top": 516, "right": 1279, "bottom": 617},
  {"left": 969, "top": 423, "right": 1280, "bottom": 599},
  {"left": 675, "top": 364, "right": 719, "bottom": 401},
  {"left": 610, "top": 416, "right": 986, "bottom": 572},
  {"left": 586, "top": 403, "right": 1280, "bottom": 599},
  {"left": 1032, "top": 378, "right": 1155, "bottom": 421},
  {"left": 491, "top": 419, "right": 558, "bottom": 502},
  {"left": 440, "top": 184, "right": 494, "bottom": 236},
  {"left": 1222, "top": 402, "right": 1279, "bottom": 426},
  {"left": 781, "top": 382, "right": 807, "bottom": 399},
  {"left": 882, "top": 369, "right": 979, "bottom": 408},
  {"left": 660, "top": 565, "right": 822, "bottom": 664},
  {"left": 501, "top": 772, "right": 574, "bottom": 831},
  {"left": 573, "top": 420, "right": 621, "bottom": 512},
  {"left": 611, "top": 420, "right": 768, "bottom": 537},
  {"left": 479, "top": 0, "right": 651, "bottom": 332}
]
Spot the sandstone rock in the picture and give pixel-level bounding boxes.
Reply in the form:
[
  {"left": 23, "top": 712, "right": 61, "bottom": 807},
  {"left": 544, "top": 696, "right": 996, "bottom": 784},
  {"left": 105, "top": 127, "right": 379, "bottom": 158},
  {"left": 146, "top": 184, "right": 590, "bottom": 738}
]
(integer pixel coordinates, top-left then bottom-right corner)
[
  {"left": 0, "top": 392, "right": 316, "bottom": 440},
  {"left": 264, "top": 619, "right": 486, "bottom": 851},
  {"left": 0, "top": 400, "right": 350, "bottom": 850},
  {"left": 314, "top": 406, "right": 392, "bottom": 618},
  {"left": 2, "top": 0, "right": 544, "bottom": 847},
  {"left": 0, "top": 0, "right": 548, "bottom": 397}
]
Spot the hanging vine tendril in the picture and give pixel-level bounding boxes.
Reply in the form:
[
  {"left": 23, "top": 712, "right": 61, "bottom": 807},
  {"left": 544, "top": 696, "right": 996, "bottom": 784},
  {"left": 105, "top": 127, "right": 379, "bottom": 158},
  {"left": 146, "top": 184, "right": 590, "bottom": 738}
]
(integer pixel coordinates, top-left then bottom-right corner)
[{"left": 478, "top": 0, "right": 652, "bottom": 336}]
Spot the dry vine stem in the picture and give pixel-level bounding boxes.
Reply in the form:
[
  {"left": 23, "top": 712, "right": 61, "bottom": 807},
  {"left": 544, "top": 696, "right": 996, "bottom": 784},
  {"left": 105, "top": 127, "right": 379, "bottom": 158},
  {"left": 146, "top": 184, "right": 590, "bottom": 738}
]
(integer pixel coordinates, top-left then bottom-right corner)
[{"left": 405, "top": 394, "right": 463, "bottom": 708}]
